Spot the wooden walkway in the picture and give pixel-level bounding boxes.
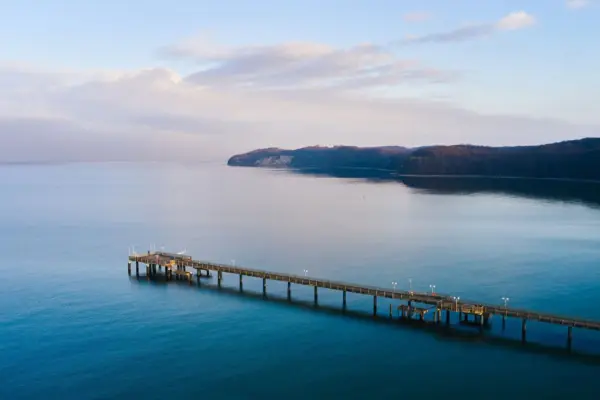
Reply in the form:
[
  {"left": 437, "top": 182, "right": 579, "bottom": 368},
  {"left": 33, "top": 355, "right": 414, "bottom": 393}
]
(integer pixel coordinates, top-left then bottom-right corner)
[{"left": 128, "top": 251, "right": 600, "bottom": 335}]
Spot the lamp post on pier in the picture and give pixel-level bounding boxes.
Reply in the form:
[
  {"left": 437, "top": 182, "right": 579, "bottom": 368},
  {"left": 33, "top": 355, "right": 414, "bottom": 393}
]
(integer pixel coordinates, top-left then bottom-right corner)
[
  {"left": 501, "top": 297, "right": 510, "bottom": 329},
  {"left": 452, "top": 296, "right": 460, "bottom": 310},
  {"left": 392, "top": 281, "right": 397, "bottom": 293},
  {"left": 429, "top": 284, "right": 436, "bottom": 295}
]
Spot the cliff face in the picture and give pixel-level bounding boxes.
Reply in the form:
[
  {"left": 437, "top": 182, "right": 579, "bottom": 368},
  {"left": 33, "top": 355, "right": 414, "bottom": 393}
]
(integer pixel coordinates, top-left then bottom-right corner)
[
  {"left": 227, "top": 138, "right": 600, "bottom": 181},
  {"left": 227, "top": 145, "right": 411, "bottom": 170}
]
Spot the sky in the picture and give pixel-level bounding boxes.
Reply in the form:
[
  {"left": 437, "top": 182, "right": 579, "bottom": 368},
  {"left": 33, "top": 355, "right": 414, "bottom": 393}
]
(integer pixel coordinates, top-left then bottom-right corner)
[{"left": 1, "top": 0, "right": 599, "bottom": 162}]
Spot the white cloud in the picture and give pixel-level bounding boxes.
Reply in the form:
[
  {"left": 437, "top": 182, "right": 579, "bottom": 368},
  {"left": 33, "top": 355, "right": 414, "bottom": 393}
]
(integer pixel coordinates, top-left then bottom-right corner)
[
  {"left": 404, "top": 11, "right": 536, "bottom": 44},
  {"left": 495, "top": 11, "right": 536, "bottom": 30},
  {"left": 402, "top": 12, "right": 432, "bottom": 22},
  {"left": 566, "top": 0, "right": 590, "bottom": 9},
  {"left": 160, "top": 39, "right": 455, "bottom": 90}
]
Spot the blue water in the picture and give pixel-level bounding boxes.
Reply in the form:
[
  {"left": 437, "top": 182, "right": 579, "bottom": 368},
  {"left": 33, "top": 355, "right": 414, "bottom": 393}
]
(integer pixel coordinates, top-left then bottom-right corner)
[{"left": 2, "top": 163, "right": 600, "bottom": 399}]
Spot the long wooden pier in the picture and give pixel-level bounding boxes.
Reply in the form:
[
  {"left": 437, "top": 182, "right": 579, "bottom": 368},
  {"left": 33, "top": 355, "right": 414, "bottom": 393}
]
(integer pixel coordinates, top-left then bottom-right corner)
[{"left": 128, "top": 251, "right": 600, "bottom": 349}]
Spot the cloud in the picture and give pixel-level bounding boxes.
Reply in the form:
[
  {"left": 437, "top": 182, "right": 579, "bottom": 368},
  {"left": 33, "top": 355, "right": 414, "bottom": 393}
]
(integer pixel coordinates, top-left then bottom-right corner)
[
  {"left": 403, "top": 11, "right": 536, "bottom": 44},
  {"left": 160, "top": 39, "right": 455, "bottom": 90},
  {"left": 566, "top": 0, "right": 590, "bottom": 8},
  {"left": 403, "top": 12, "right": 432, "bottom": 22},
  {"left": 0, "top": 59, "right": 597, "bottom": 163},
  {"left": 495, "top": 11, "right": 536, "bottom": 30}
]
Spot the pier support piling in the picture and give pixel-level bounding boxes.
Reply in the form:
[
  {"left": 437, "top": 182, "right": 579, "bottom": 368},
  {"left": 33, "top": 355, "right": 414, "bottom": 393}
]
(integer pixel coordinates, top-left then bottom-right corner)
[
  {"left": 263, "top": 278, "right": 267, "bottom": 296},
  {"left": 568, "top": 326, "right": 573, "bottom": 350},
  {"left": 287, "top": 281, "right": 291, "bottom": 300},
  {"left": 128, "top": 262, "right": 131, "bottom": 275},
  {"left": 314, "top": 286, "right": 318, "bottom": 305},
  {"left": 373, "top": 296, "right": 377, "bottom": 315},
  {"left": 389, "top": 304, "right": 392, "bottom": 318},
  {"left": 446, "top": 309, "right": 450, "bottom": 324},
  {"left": 218, "top": 271, "right": 222, "bottom": 287},
  {"left": 239, "top": 274, "right": 243, "bottom": 291},
  {"left": 135, "top": 261, "right": 139, "bottom": 277},
  {"left": 521, "top": 318, "right": 527, "bottom": 342},
  {"left": 342, "top": 290, "right": 347, "bottom": 308}
]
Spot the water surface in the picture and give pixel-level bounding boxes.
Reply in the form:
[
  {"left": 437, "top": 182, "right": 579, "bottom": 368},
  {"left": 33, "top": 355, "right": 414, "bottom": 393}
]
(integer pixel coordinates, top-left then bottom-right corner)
[{"left": 1, "top": 163, "right": 600, "bottom": 399}]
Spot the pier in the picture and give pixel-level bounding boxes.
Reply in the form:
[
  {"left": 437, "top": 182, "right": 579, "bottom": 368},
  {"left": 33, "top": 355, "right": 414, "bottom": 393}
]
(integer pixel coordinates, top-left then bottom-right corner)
[{"left": 128, "top": 251, "right": 600, "bottom": 350}]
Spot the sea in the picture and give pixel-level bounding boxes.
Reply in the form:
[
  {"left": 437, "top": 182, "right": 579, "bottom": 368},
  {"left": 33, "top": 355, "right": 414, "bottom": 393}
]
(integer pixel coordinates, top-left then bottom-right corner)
[{"left": 2, "top": 162, "right": 600, "bottom": 399}]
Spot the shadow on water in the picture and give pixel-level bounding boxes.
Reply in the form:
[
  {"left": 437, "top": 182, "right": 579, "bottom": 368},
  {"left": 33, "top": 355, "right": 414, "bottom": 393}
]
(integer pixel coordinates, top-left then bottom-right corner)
[
  {"left": 286, "top": 168, "right": 600, "bottom": 210},
  {"left": 130, "top": 274, "right": 600, "bottom": 366}
]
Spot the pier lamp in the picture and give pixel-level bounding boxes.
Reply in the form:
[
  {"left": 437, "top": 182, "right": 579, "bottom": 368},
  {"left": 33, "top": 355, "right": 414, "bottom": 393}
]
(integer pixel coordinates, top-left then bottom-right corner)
[
  {"left": 304, "top": 269, "right": 308, "bottom": 276},
  {"left": 452, "top": 296, "right": 460, "bottom": 310},
  {"left": 430, "top": 284, "right": 436, "bottom": 294},
  {"left": 408, "top": 278, "right": 412, "bottom": 292},
  {"left": 392, "top": 281, "right": 397, "bottom": 292},
  {"left": 231, "top": 259, "right": 236, "bottom": 266},
  {"left": 502, "top": 297, "right": 510, "bottom": 308}
]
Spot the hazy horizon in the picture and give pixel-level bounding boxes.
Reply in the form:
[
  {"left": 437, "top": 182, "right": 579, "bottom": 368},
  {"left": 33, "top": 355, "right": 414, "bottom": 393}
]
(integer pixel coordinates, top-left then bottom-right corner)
[{"left": 2, "top": 1, "right": 599, "bottom": 162}]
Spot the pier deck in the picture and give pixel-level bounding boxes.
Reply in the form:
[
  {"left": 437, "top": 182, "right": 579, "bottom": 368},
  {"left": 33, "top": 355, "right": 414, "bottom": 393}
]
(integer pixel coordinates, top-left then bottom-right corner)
[{"left": 128, "top": 251, "right": 600, "bottom": 348}]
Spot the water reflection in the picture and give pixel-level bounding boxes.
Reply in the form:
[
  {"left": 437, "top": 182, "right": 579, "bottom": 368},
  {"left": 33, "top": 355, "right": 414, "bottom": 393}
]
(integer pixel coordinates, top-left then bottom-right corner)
[{"left": 288, "top": 168, "right": 600, "bottom": 209}]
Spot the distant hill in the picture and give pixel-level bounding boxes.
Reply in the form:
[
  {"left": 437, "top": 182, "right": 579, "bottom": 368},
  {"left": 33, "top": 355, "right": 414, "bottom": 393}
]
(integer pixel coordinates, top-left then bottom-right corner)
[{"left": 227, "top": 138, "right": 600, "bottom": 181}]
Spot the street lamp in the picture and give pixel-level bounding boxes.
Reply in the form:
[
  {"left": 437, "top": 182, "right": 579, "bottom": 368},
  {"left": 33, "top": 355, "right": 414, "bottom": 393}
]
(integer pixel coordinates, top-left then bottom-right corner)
[
  {"left": 429, "top": 284, "right": 436, "bottom": 294},
  {"left": 452, "top": 296, "right": 460, "bottom": 310},
  {"left": 392, "top": 281, "right": 397, "bottom": 292},
  {"left": 408, "top": 278, "right": 412, "bottom": 292},
  {"left": 501, "top": 297, "right": 510, "bottom": 308},
  {"left": 303, "top": 269, "right": 308, "bottom": 276},
  {"left": 231, "top": 259, "right": 236, "bottom": 266}
]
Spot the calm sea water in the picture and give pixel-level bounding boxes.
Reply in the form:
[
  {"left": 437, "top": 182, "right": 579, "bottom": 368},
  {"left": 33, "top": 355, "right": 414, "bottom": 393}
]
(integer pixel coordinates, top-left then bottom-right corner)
[{"left": 2, "top": 162, "right": 600, "bottom": 399}]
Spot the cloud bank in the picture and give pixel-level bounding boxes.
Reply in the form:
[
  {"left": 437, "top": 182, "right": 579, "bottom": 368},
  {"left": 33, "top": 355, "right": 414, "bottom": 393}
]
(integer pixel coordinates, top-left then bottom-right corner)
[{"left": 1, "top": 27, "right": 597, "bottom": 163}]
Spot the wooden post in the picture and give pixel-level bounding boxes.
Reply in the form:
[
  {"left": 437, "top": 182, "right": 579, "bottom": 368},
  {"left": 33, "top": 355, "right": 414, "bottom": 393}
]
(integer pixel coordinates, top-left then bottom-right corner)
[
  {"left": 567, "top": 326, "right": 573, "bottom": 350},
  {"left": 521, "top": 318, "right": 527, "bottom": 342},
  {"left": 342, "top": 290, "right": 347, "bottom": 308},
  {"left": 135, "top": 261, "right": 139, "bottom": 277},
  {"left": 218, "top": 271, "right": 222, "bottom": 287},
  {"left": 239, "top": 274, "right": 243, "bottom": 291},
  {"left": 373, "top": 295, "right": 377, "bottom": 315},
  {"left": 314, "top": 286, "right": 318, "bottom": 304},
  {"left": 128, "top": 262, "right": 131, "bottom": 275},
  {"left": 287, "top": 281, "right": 291, "bottom": 300},
  {"left": 263, "top": 277, "right": 267, "bottom": 296}
]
